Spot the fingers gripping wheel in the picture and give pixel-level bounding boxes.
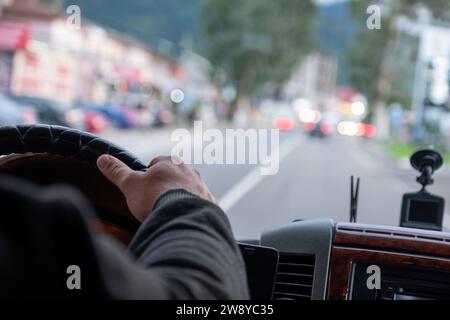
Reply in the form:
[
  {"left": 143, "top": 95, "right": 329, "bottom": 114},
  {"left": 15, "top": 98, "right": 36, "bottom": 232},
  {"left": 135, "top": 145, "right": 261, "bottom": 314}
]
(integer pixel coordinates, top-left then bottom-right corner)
[
  {"left": 0, "top": 125, "right": 147, "bottom": 244},
  {"left": 0, "top": 125, "right": 147, "bottom": 170}
]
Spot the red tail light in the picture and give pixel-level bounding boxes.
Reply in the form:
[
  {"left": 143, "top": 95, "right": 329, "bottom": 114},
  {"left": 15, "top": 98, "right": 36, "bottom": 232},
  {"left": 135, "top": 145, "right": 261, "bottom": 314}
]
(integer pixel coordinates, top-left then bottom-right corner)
[
  {"left": 273, "top": 117, "right": 294, "bottom": 131},
  {"left": 363, "top": 124, "right": 377, "bottom": 138},
  {"left": 91, "top": 115, "right": 107, "bottom": 133},
  {"left": 302, "top": 122, "right": 316, "bottom": 132},
  {"left": 320, "top": 123, "right": 333, "bottom": 135}
]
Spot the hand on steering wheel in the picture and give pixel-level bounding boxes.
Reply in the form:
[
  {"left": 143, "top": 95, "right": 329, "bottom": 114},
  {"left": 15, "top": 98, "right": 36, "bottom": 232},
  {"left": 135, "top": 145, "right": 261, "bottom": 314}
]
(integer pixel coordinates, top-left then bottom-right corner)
[
  {"left": 0, "top": 124, "right": 216, "bottom": 243},
  {"left": 97, "top": 155, "right": 216, "bottom": 222}
]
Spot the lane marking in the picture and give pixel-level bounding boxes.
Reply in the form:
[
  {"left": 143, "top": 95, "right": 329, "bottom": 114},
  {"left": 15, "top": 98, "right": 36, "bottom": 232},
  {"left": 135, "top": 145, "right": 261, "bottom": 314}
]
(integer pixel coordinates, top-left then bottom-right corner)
[
  {"left": 347, "top": 141, "right": 379, "bottom": 171},
  {"left": 219, "top": 135, "right": 301, "bottom": 212}
]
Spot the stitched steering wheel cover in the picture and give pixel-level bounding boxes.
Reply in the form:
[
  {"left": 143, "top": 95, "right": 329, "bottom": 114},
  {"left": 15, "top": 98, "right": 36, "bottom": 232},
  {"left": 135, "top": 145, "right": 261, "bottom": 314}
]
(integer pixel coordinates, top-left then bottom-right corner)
[{"left": 0, "top": 125, "right": 147, "bottom": 171}]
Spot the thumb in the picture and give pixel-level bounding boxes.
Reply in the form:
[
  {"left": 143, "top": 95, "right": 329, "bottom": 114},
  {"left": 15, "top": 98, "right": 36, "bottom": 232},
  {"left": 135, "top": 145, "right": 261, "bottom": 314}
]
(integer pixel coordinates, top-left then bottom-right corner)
[{"left": 97, "top": 155, "right": 133, "bottom": 190}]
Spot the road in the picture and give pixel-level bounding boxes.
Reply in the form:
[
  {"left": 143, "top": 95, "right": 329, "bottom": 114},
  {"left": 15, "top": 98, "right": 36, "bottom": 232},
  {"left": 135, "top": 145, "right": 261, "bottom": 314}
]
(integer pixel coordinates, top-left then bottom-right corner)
[{"left": 102, "top": 128, "right": 450, "bottom": 239}]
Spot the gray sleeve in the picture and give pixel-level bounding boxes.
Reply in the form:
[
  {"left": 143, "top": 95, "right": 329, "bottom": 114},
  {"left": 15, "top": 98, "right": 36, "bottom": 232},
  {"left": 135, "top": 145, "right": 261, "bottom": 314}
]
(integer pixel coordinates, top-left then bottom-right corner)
[{"left": 96, "top": 189, "right": 249, "bottom": 300}]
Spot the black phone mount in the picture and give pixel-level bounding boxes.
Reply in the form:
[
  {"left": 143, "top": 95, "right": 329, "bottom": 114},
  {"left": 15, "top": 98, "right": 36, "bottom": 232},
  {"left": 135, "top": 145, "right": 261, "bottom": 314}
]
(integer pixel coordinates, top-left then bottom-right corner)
[
  {"left": 410, "top": 149, "right": 443, "bottom": 191},
  {"left": 400, "top": 149, "right": 445, "bottom": 231}
]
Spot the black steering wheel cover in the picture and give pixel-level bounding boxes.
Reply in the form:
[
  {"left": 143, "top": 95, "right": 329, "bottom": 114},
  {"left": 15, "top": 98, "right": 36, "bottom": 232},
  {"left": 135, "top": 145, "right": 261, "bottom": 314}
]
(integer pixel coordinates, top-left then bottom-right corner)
[{"left": 0, "top": 125, "right": 147, "bottom": 171}]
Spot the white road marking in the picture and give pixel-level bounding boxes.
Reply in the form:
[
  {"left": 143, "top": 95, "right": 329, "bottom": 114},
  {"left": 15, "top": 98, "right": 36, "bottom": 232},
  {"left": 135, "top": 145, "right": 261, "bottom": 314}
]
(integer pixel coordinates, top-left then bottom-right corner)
[
  {"left": 219, "top": 135, "right": 301, "bottom": 212},
  {"left": 349, "top": 145, "right": 378, "bottom": 171}
]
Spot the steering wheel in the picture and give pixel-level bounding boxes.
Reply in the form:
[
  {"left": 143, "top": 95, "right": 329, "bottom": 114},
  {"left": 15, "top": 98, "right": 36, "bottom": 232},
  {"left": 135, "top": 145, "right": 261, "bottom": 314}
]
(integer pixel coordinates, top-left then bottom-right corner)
[{"left": 0, "top": 125, "right": 148, "bottom": 244}]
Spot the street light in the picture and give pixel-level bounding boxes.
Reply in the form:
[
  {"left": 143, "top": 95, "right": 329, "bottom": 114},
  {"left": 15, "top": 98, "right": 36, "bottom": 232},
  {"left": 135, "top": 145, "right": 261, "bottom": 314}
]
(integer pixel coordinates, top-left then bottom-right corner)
[
  {"left": 351, "top": 101, "right": 366, "bottom": 116},
  {"left": 170, "top": 89, "right": 185, "bottom": 104}
]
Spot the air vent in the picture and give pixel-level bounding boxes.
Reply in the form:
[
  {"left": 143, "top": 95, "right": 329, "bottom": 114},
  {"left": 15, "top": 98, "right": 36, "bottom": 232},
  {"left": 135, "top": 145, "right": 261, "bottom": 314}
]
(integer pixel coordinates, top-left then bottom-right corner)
[{"left": 273, "top": 254, "right": 315, "bottom": 300}]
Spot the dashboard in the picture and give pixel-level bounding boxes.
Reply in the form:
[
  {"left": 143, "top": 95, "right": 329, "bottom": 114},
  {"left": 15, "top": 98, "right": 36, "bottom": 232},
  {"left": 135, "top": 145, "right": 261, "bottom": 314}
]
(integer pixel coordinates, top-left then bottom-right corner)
[{"left": 255, "top": 219, "right": 450, "bottom": 300}]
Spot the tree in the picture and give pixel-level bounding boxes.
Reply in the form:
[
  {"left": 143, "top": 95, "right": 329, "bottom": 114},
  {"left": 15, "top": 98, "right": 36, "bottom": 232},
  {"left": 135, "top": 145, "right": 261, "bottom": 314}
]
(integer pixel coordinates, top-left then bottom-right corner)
[
  {"left": 347, "top": 0, "right": 450, "bottom": 107},
  {"left": 201, "top": 0, "right": 317, "bottom": 119}
]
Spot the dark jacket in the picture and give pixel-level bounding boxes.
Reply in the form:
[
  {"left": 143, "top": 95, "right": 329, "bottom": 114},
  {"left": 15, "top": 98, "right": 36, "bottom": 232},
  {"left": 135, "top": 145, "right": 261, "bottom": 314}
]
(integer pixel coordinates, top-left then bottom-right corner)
[{"left": 0, "top": 175, "right": 249, "bottom": 299}]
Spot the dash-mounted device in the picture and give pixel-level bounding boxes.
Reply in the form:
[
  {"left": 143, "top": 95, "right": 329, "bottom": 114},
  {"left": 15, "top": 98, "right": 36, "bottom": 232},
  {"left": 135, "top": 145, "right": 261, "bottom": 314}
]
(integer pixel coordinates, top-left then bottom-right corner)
[{"left": 400, "top": 149, "right": 445, "bottom": 231}]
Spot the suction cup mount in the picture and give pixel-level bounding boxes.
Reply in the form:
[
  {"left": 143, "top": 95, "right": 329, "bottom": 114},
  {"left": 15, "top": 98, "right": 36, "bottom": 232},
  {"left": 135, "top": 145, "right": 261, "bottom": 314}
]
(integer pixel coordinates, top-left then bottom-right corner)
[{"left": 410, "top": 149, "right": 443, "bottom": 191}]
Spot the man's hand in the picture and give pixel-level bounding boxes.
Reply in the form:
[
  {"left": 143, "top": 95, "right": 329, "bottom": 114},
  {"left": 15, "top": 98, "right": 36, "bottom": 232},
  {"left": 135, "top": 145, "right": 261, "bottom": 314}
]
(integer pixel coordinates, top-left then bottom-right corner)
[{"left": 97, "top": 155, "right": 216, "bottom": 222}]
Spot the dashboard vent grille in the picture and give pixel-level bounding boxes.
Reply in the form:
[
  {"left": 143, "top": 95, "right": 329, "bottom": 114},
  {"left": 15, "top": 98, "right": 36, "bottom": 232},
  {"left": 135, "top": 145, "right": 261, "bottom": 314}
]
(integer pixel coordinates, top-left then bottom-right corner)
[{"left": 273, "top": 253, "right": 315, "bottom": 300}]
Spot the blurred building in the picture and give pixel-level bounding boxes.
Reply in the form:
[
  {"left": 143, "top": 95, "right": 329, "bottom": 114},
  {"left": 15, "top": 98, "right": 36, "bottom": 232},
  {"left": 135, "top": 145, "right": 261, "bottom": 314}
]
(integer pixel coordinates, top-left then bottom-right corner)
[
  {"left": 284, "top": 52, "right": 338, "bottom": 110},
  {"left": 383, "top": 11, "right": 450, "bottom": 145},
  {"left": 0, "top": 0, "right": 183, "bottom": 107}
]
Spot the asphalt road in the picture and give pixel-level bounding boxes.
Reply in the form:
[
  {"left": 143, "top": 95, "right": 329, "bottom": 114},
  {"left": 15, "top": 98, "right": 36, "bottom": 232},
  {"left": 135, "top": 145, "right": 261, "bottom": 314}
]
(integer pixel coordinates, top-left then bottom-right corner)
[{"left": 102, "top": 128, "right": 450, "bottom": 239}]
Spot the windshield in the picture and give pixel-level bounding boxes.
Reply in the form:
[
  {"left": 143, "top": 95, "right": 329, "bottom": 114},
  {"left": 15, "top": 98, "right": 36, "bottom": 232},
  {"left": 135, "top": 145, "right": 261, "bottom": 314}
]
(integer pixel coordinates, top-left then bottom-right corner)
[{"left": 1, "top": 0, "right": 450, "bottom": 239}]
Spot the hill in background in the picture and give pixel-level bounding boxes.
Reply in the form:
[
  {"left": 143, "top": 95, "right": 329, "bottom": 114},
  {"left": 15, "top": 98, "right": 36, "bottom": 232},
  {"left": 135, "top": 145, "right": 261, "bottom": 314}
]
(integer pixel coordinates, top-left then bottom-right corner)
[
  {"left": 64, "top": 0, "right": 201, "bottom": 56},
  {"left": 63, "top": 0, "right": 359, "bottom": 85}
]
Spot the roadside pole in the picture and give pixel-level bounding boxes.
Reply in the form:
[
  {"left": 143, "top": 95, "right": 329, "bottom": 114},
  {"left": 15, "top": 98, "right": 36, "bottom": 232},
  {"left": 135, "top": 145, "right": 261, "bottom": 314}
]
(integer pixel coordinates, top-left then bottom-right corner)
[{"left": 410, "top": 23, "right": 427, "bottom": 143}]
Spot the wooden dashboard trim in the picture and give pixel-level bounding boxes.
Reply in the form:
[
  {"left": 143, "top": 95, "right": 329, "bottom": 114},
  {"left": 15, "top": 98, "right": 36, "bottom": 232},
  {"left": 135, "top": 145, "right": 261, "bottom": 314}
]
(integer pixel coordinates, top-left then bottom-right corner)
[
  {"left": 328, "top": 224, "right": 450, "bottom": 299},
  {"left": 327, "top": 246, "right": 450, "bottom": 300},
  {"left": 334, "top": 223, "right": 450, "bottom": 259}
]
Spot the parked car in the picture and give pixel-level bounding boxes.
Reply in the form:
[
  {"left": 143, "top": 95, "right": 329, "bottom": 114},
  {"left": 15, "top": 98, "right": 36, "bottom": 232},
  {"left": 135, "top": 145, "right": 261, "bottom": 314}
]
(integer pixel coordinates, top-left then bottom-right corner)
[
  {"left": 150, "top": 101, "right": 174, "bottom": 127},
  {"left": 0, "top": 94, "right": 37, "bottom": 126},
  {"left": 153, "top": 108, "right": 174, "bottom": 127},
  {"left": 78, "top": 102, "right": 138, "bottom": 129},
  {"left": 7, "top": 94, "right": 69, "bottom": 126},
  {"left": 135, "top": 103, "right": 156, "bottom": 129},
  {"left": 64, "top": 108, "right": 108, "bottom": 133}
]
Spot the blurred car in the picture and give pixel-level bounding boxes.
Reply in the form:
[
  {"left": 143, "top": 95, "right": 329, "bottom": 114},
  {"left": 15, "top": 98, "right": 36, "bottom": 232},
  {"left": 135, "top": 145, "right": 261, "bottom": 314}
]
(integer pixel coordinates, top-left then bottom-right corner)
[
  {"left": 0, "top": 94, "right": 38, "bottom": 126},
  {"left": 7, "top": 94, "right": 69, "bottom": 126},
  {"left": 65, "top": 108, "right": 108, "bottom": 133},
  {"left": 153, "top": 107, "right": 174, "bottom": 127},
  {"left": 78, "top": 102, "right": 138, "bottom": 129},
  {"left": 83, "top": 110, "right": 108, "bottom": 133},
  {"left": 135, "top": 103, "right": 156, "bottom": 129},
  {"left": 273, "top": 116, "right": 295, "bottom": 131},
  {"left": 265, "top": 100, "right": 297, "bottom": 131},
  {"left": 336, "top": 121, "right": 377, "bottom": 138},
  {"left": 303, "top": 121, "right": 333, "bottom": 138}
]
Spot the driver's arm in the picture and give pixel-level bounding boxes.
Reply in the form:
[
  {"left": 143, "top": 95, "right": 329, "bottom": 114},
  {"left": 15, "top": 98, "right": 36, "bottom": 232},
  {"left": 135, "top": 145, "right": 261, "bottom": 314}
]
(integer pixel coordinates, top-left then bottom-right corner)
[{"left": 95, "top": 155, "right": 249, "bottom": 300}]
